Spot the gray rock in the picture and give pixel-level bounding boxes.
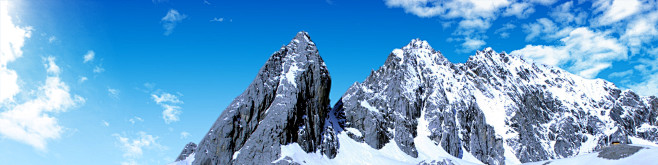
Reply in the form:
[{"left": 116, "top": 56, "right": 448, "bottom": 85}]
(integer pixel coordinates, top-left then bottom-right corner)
[
  {"left": 190, "top": 31, "right": 333, "bottom": 165},
  {"left": 176, "top": 142, "right": 197, "bottom": 161},
  {"left": 597, "top": 144, "right": 644, "bottom": 160}
]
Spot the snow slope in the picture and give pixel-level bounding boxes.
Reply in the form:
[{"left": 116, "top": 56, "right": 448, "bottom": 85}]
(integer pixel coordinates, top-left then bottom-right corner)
[{"left": 524, "top": 144, "right": 658, "bottom": 165}]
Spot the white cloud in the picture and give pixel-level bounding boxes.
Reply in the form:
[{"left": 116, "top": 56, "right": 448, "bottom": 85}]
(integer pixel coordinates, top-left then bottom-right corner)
[
  {"left": 494, "top": 23, "right": 516, "bottom": 38},
  {"left": 503, "top": 2, "right": 535, "bottom": 18},
  {"left": 151, "top": 92, "right": 183, "bottom": 124},
  {"left": 0, "top": 69, "right": 19, "bottom": 103},
  {"left": 628, "top": 73, "right": 658, "bottom": 97},
  {"left": 523, "top": 18, "right": 557, "bottom": 41},
  {"left": 93, "top": 66, "right": 104, "bottom": 73},
  {"left": 384, "top": 0, "right": 511, "bottom": 19},
  {"left": 0, "top": 75, "right": 85, "bottom": 150},
  {"left": 161, "top": 9, "right": 187, "bottom": 36},
  {"left": 44, "top": 57, "right": 61, "bottom": 75},
  {"left": 129, "top": 116, "right": 143, "bottom": 124},
  {"left": 180, "top": 131, "right": 190, "bottom": 139},
  {"left": 511, "top": 27, "right": 628, "bottom": 78},
  {"left": 510, "top": 44, "right": 569, "bottom": 66},
  {"left": 210, "top": 17, "right": 224, "bottom": 22},
  {"left": 621, "top": 11, "right": 658, "bottom": 54},
  {"left": 48, "top": 36, "right": 56, "bottom": 43},
  {"left": 83, "top": 50, "right": 95, "bottom": 63},
  {"left": 550, "top": 1, "right": 587, "bottom": 25},
  {"left": 79, "top": 76, "right": 88, "bottom": 83},
  {"left": 113, "top": 131, "right": 162, "bottom": 165},
  {"left": 593, "top": 0, "right": 642, "bottom": 26},
  {"left": 384, "top": 0, "right": 512, "bottom": 50},
  {"left": 0, "top": 1, "right": 31, "bottom": 67},
  {"left": 461, "top": 38, "right": 486, "bottom": 52},
  {"left": 162, "top": 104, "right": 182, "bottom": 124},
  {"left": 0, "top": 1, "right": 31, "bottom": 104},
  {"left": 457, "top": 18, "right": 491, "bottom": 32},
  {"left": 0, "top": 2, "right": 83, "bottom": 151},
  {"left": 151, "top": 93, "right": 182, "bottom": 104},
  {"left": 102, "top": 120, "right": 110, "bottom": 127},
  {"left": 108, "top": 88, "right": 120, "bottom": 99}
]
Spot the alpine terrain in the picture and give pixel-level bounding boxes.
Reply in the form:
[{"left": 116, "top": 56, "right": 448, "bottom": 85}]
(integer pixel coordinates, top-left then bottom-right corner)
[{"left": 171, "top": 32, "right": 658, "bottom": 165}]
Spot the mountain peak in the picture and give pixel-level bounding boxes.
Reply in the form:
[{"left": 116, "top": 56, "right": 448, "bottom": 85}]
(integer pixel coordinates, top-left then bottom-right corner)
[
  {"left": 290, "top": 31, "right": 314, "bottom": 45},
  {"left": 403, "top": 38, "right": 432, "bottom": 50}
]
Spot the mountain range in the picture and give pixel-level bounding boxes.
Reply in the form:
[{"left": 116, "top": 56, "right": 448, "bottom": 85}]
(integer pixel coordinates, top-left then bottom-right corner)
[{"left": 170, "top": 32, "right": 658, "bottom": 165}]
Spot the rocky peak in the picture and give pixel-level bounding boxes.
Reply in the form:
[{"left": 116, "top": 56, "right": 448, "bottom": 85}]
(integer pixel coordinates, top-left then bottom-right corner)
[
  {"left": 186, "top": 31, "right": 332, "bottom": 165},
  {"left": 403, "top": 39, "right": 432, "bottom": 50},
  {"left": 291, "top": 31, "right": 314, "bottom": 45}
]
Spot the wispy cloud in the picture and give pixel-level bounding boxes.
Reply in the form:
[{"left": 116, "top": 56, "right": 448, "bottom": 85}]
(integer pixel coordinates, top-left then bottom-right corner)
[
  {"left": 210, "top": 17, "right": 224, "bottom": 22},
  {"left": 511, "top": 27, "right": 627, "bottom": 78},
  {"left": 494, "top": 23, "right": 516, "bottom": 38},
  {"left": 161, "top": 9, "right": 187, "bottom": 36},
  {"left": 108, "top": 88, "right": 120, "bottom": 99},
  {"left": 93, "top": 65, "right": 105, "bottom": 73},
  {"left": 180, "top": 131, "right": 190, "bottom": 139},
  {"left": 113, "top": 131, "right": 163, "bottom": 165},
  {"left": 151, "top": 92, "right": 183, "bottom": 124},
  {"left": 129, "top": 116, "right": 143, "bottom": 124},
  {"left": 102, "top": 120, "right": 110, "bottom": 127},
  {"left": 83, "top": 50, "right": 95, "bottom": 63},
  {"left": 593, "top": 0, "right": 641, "bottom": 26},
  {"left": 79, "top": 76, "right": 88, "bottom": 83},
  {"left": 48, "top": 36, "right": 56, "bottom": 43}
]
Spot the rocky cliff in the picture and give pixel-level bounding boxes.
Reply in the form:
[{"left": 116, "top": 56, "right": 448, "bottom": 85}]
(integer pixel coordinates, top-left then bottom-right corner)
[
  {"left": 335, "top": 39, "right": 658, "bottom": 164},
  {"left": 189, "top": 31, "right": 333, "bottom": 165}
]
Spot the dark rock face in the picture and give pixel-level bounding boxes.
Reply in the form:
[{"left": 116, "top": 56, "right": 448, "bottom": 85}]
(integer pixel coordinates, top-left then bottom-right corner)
[
  {"left": 191, "top": 32, "right": 333, "bottom": 165},
  {"left": 176, "top": 142, "right": 197, "bottom": 161}
]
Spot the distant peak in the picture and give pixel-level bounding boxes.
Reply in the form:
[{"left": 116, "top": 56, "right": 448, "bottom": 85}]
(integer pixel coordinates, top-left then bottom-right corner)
[
  {"left": 403, "top": 39, "right": 432, "bottom": 50},
  {"left": 292, "top": 31, "right": 313, "bottom": 44}
]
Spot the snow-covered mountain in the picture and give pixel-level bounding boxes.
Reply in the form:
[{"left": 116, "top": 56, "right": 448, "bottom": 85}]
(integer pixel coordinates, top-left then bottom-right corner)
[{"left": 172, "top": 32, "right": 658, "bottom": 165}]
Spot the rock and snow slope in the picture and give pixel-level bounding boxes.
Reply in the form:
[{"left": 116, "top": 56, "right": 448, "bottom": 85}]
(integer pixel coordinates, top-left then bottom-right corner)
[
  {"left": 334, "top": 39, "right": 658, "bottom": 164},
  {"left": 174, "top": 32, "right": 658, "bottom": 165},
  {"left": 187, "top": 31, "right": 333, "bottom": 165}
]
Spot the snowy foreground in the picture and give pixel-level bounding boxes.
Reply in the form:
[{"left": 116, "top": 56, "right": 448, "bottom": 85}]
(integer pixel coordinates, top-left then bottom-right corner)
[
  {"left": 272, "top": 133, "right": 658, "bottom": 165},
  {"left": 526, "top": 144, "right": 658, "bottom": 165},
  {"left": 171, "top": 134, "right": 658, "bottom": 165}
]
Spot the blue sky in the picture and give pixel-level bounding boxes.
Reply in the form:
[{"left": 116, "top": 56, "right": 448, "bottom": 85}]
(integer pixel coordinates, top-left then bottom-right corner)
[{"left": 1, "top": 0, "right": 657, "bottom": 164}]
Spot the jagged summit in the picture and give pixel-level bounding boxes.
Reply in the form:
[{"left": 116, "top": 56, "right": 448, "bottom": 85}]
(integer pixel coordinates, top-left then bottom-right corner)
[
  {"left": 291, "top": 31, "right": 314, "bottom": 44},
  {"left": 387, "top": 39, "right": 450, "bottom": 68},
  {"left": 184, "top": 32, "right": 332, "bottom": 165},
  {"left": 403, "top": 39, "right": 432, "bottom": 50}
]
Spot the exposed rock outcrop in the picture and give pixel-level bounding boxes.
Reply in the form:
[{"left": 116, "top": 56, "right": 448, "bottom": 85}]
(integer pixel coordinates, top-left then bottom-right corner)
[{"left": 187, "top": 32, "right": 333, "bottom": 165}]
